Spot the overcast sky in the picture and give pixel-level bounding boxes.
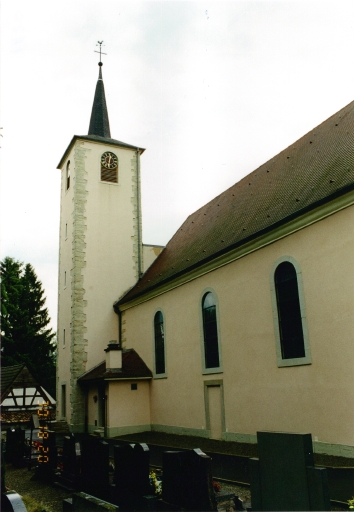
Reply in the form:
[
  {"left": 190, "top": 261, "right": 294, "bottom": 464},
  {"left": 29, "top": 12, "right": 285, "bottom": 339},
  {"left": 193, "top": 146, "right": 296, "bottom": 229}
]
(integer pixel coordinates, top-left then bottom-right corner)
[{"left": 1, "top": 0, "right": 354, "bottom": 331}]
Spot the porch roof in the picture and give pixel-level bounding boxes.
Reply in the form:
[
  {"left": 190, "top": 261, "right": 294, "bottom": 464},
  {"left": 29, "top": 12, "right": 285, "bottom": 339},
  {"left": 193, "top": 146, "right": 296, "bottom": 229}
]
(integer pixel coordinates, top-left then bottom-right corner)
[{"left": 77, "top": 349, "right": 153, "bottom": 384}]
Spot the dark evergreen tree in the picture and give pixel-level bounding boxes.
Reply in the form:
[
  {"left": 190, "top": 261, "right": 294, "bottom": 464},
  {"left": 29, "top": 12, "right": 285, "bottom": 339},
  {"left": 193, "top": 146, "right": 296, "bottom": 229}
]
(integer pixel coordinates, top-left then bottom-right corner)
[{"left": 1, "top": 257, "right": 56, "bottom": 396}]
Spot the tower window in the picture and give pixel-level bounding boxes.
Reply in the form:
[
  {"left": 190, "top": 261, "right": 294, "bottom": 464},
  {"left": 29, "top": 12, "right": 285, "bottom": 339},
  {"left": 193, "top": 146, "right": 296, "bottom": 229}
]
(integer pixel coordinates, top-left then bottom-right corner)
[
  {"left": 154, "top": 311, "right": 166, "bottom": 375},
  {"left": 66, "top": 161, "right": 70, "bottom": 190},
  {"left": 61, "top": 385, "right": 66, "bottom": 418},
  {"left": 63, "top": 328, "right": 66, "bottom": 347}
]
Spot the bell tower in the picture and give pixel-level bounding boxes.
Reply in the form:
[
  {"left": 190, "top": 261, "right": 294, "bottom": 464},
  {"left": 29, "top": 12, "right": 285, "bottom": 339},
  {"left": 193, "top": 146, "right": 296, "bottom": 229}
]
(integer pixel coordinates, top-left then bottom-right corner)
[{"left": 56, "top": 49, "right": 144, "bottom": 432}]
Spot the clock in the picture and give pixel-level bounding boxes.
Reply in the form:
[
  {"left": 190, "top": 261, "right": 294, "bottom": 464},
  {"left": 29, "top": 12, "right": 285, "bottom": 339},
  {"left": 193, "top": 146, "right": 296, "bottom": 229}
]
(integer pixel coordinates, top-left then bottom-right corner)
[{"left": 101, "top": 152, "right": 118, "bottom": 169}]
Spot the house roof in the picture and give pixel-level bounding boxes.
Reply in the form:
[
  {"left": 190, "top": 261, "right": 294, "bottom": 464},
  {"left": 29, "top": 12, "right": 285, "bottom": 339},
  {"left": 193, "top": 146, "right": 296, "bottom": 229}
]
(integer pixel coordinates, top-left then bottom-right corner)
[
  {"left": 117, "top": 100, "right": 354, "bottom": 306},
  {"left": 77, "top": 349, "right": 153, "bottom": 383},
  {"left": 1, "top": 364, "right": 33, "bottom": 401}
]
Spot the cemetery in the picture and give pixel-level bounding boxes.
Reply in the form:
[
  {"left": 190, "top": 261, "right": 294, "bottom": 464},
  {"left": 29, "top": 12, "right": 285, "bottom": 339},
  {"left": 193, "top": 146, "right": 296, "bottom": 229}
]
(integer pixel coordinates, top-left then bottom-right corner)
[{"left": 2, "top": 419, "right": 354, "bottom": 512}]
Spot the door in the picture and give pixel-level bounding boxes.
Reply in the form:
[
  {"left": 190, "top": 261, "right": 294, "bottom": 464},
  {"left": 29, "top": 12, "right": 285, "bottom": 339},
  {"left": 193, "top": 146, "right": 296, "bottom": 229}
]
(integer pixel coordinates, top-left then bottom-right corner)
[{"left": 207, "top": 385, "right": 223, "bottom": 440}]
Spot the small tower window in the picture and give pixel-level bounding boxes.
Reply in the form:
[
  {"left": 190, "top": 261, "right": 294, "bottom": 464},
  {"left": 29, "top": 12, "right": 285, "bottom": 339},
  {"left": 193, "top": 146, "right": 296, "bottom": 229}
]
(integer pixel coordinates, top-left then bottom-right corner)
[
  {"left": 101, "top": 151, "right": 118, "bottom": 183},
  {"left": 66, "top": 161, "right": 71, "bottom": 190}
]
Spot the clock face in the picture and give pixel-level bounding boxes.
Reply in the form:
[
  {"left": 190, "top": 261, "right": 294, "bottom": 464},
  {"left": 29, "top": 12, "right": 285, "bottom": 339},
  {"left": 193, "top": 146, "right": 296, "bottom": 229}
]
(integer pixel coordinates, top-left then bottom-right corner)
[{"left": 101, "top": 152, "right": 118, "bottom": 169}]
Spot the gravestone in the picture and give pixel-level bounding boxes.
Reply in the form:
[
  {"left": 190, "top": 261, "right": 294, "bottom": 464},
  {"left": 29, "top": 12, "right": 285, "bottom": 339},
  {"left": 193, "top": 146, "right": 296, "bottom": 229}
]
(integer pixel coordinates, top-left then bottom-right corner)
[
  {"left": 112, "top": 443, "right": 135, "bottom": 500},
  {"left": 62, "top": 434, "right": 81, "bottom": 475},
  {"left": 80, "top": 437, "right": 110, "bottom": 500},
  {"left": 112, "top": 442, "right": 152, "bottom": 508},
  {"left": 56, "top": 434, "right": 81, "bottom": 490},
  {"left": 1, "top": 491, "right": 27, "bottom": 512},
  {"left": 162, "top": 448, "right": 217, "bottom": 511},
  {"left": 249, "top": 431, "right": 331, "bottom": 511},
  {"left": 133, "top": 443, "right": 151, "bottom": 497},
  {"left": 5, "top": 428, "right": 26, "bottom": 466}
]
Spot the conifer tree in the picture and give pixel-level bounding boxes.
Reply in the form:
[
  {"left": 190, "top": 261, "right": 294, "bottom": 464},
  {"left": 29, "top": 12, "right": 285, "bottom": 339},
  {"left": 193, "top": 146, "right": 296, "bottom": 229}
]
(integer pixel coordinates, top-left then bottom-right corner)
[{"left": 1, "top": 257, "right": 56, "bottom": 396}]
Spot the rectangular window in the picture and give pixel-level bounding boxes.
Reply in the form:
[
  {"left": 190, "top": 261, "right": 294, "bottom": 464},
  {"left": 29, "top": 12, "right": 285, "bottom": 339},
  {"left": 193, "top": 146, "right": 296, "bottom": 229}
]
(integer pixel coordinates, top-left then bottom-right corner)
[
  {"left": 63, "top": 328, "right": 66, "bottom": 347},
  {"left": 61, "top": 385, "right": 66, "bottom": 418},
  {"left": 65, "top": 223, "right": 68, "bottom": 239}
]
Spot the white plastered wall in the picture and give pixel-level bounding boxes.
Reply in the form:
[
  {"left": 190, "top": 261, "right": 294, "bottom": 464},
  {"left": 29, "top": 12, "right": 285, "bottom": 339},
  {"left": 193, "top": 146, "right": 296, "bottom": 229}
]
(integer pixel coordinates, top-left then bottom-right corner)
[{"left": 57, "top": 138, "right": 143, "bottom": 428}]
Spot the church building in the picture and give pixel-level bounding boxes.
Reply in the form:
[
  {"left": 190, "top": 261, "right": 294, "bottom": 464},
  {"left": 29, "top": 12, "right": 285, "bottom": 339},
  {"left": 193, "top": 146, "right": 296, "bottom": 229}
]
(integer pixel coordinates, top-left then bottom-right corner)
[{"left": 56, "top": 60, "right": 354, "bottom": 459}]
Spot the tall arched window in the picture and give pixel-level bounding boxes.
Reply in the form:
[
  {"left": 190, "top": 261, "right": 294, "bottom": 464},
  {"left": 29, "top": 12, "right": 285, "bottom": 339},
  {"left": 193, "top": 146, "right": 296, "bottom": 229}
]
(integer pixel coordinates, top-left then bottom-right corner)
[
  {"left": 274, "top": 261, "right": 305, "bottom": 359},
  {"left": 202, "top": 292, "right": 220, "bottom": 369},
  {"left": 154, "top": 311, "right": 165, "bottom": 375}
]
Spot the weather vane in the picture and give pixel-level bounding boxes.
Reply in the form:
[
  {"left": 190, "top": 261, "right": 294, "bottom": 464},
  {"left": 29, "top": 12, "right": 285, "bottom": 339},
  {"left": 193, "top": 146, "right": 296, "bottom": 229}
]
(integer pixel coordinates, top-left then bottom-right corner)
[{"left": 95, "top": 41, "right": 107, "bottom": 66}]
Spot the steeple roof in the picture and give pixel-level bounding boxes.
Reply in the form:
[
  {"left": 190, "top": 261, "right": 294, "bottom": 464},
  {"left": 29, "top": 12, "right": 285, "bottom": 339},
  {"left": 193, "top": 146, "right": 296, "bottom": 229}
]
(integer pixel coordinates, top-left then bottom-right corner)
[{"left": 88, "top": 63, "right": 111, "bottom": 138}]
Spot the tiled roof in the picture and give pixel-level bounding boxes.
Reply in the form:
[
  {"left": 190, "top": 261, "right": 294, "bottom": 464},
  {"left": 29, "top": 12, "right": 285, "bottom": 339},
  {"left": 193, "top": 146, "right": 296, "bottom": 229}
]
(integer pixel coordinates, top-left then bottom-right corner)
[
  {"left": 0, "top": 409, "right": 56, "bottom": 425},
  {"left": 77, "top": 349, "right": 153, "bottom": 383},
  {"left": 1, "top": 364, "right": 27, "bottom": 400},
  {"left": 118, "top": 100, "right": 354, "bottom": 305}
]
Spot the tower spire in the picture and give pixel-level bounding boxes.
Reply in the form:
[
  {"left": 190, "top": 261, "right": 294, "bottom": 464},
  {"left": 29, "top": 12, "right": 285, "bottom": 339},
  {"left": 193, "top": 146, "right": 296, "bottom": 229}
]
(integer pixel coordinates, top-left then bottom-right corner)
[{"left": 88, "top": 41, "right": 111, "bottom": 138}]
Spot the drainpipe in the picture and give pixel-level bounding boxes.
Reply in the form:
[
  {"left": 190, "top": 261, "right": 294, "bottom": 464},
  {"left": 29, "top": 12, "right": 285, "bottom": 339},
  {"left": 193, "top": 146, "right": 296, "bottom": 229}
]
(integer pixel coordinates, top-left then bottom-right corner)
[
  {"left": 117, "top": 309, "right": 122, "bottom": 348},
  {"left": 136, "top": 149, "right": 143, "bottom": 278}
]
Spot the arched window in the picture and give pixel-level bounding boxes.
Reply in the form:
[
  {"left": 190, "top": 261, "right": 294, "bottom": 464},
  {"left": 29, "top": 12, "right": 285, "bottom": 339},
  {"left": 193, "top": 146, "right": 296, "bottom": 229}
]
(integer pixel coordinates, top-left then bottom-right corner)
[
  {"left": 154, "top": 311, "right": 165, "bottom": 375},
  {"left": 202, "top": 292, "right": 220, "bottom": 369},
  {"left": 274, "top": 261, "right": 305, "bottom": 359},
  {"left": 66, "top": 161, "right": 70, "bottom": 190}
]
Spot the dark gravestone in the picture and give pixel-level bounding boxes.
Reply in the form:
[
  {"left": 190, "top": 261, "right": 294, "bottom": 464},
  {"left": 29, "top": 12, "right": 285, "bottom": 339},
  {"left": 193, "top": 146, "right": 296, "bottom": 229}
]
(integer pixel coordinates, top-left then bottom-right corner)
[
  {"left": 133, "top": 443, "right": 151, "bottom": 497},
  {"left": 162, "top": 450, "right": 186, "bottom": 506},
  {"left": 5, "top": 428, "right": 26, "bottom": 466},
  {"left": 162, "top": 448, "right": 217, "bottom": 511},
  {"left": 112, "top": 442, "right": 151, "bottom": 508},
  {"left": 80, "top": 437, "right": 110, "bottom": 500},
  {"left": 250, "top": 431, "right": 331, "bottom": 511},
  {"left": 62, "top": 434, "right": 81, "bottom": 476},
  {"left": 112, "top": 443, "right": 135, "bottom": 500},
  {"left": 56, "top": 434, "right": 81, "bottom": 490}
]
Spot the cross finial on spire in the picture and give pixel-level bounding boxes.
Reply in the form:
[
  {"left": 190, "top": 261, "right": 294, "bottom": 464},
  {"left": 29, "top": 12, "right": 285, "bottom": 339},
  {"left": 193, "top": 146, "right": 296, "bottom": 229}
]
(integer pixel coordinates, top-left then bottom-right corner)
[{"left": 95, "top": 41, "right": 107, "bottom": 67}]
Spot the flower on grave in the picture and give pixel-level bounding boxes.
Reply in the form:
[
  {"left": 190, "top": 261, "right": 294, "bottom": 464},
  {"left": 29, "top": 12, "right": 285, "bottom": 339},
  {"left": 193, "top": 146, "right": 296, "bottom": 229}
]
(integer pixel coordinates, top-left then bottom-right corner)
[
  {"left": 348, "top": 496, "right": 354, "bottom": 509},
  {"left": 213, "top": 481, "right": 221, "bottom": 492},
  {"left": 149, "top": 471, "right": 162, "bottom": 496}
]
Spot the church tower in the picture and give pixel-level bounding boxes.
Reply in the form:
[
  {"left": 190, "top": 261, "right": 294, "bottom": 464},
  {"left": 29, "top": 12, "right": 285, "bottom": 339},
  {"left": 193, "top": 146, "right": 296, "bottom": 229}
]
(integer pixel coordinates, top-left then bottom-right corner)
[{"left": 56, "top": 58, "right": 144, "bottom": 432}]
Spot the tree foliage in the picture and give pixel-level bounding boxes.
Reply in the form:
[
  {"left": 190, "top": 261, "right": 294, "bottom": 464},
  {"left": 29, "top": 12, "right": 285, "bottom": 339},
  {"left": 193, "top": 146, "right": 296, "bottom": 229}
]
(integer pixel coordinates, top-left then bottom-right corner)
[{"left": 1, "top": 257, "right": 56, "bottom": 396}]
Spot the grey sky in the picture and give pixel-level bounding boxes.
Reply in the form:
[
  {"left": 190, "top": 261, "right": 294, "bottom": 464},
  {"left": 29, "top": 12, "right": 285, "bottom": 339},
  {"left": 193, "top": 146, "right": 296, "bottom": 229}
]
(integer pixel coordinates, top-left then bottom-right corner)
[{"left": 1, "top": 1, "right": 354, "bottom": 330}]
